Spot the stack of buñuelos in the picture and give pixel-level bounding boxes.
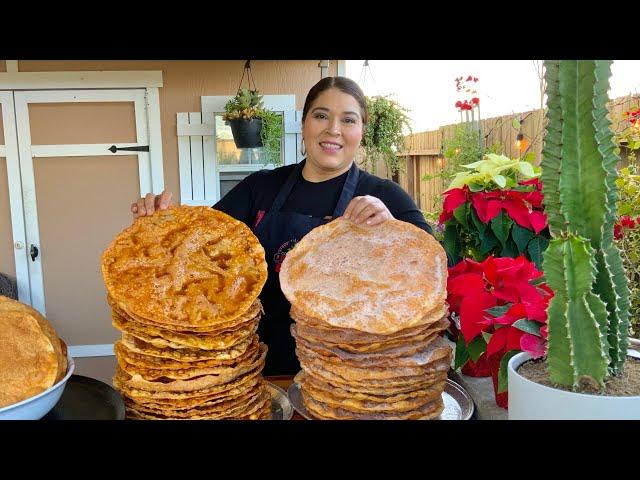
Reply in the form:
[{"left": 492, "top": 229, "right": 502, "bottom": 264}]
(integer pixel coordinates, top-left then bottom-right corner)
[
  {"left": 101, "top": 206, "right": 270, "bottom": 419},
  {"left": 280, "top": 217, "right": 452, "bottom": 420}
]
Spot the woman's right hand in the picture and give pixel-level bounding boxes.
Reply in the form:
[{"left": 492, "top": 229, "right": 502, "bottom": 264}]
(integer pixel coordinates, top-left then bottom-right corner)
[{"left": 131, "top": 190, "right": 173, "bottom": 218}]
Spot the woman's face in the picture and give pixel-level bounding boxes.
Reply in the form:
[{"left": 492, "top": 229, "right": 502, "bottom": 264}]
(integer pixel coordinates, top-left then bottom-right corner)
[{"left": 302, "top": 87, "right": 364, "bottom": 175}]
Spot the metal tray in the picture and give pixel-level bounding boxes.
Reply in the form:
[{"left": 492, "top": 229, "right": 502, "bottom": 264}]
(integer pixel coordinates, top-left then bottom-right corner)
[
  {"left": 287, "top": 378, "right": 474, "bottom": 420},
  {"left": 42, "top": 374, "right": 125, "bottom": 420},
  {"left": 266, "top": 382, "right": 293, "bottom": 420}
]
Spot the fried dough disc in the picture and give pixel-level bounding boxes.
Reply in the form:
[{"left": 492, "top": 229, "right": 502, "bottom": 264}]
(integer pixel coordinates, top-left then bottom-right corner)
[
  {"left": 113, "top": 362, "right": 263, "bottom": 400},
  {"left": 114, "top": 335, "right": 259, "bottom": 370},
  {"left": 303, "top": 395, "right": 444, "bottom": 420},
  {"left": 113, "top": 311, "right": 258, "bottom": 351},
  {"left": 119, "top": 333, "right": 254, "bottom": 362},
  {"left": 280, "top": 217, "right": 447, "bottom": 334},
  {"left": 102, "top": 206, "right": 267, "bottom": 329},
  {"left": 115, "top": 343, "right": 267, "bottom": 392}
]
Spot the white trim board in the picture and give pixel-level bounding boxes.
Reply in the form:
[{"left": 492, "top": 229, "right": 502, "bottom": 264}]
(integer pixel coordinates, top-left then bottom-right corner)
[
  {"left": 0, "top": 92, "right": 30, "bottom": 304},
  {"left": 337, "top": 60, "right": 346, "bottom": 77},
  {"left": 31, "top": 143, "right": 142, "bottom": 157},
  {"left": 145, "top": 87, "right": 165, "bottom": 194},
  {"left": 15, "top": 89, "right": 147, "bottom": 103},
  {"left": 68, "top": 344, "right": 114, "bottom": 358},
  {"left": 0, "top": 71, "right": 163, "bottom": 89}
]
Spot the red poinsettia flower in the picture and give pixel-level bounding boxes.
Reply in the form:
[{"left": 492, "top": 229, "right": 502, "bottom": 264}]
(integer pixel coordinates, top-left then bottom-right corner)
[
  {"left": 439, "top": 179, "right": 548, "bottom": 234},
  {"left": 447, "top": 255, "right": 552, "bottom": 359},
  {"left": 614, "top": 215, "right": 638, "bottom": 239},
  {"left": 471, "top": 189, "right": 548, "bottom": 234},
  {"left": 455, "top": 100, "right": 463, "bottom": 108},
  {"left": 471, "top": 97, "right": 480, "bottom": 105},
  {"left": 621, "top": 215, "right": 636, "bottom": 229},
  {"left": 438, "top": 186, "right": 471, "bottom": 224}
]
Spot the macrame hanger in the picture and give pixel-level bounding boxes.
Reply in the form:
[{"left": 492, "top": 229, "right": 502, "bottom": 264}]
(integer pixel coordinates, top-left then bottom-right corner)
[{"left": 237, "top": 60, "right": 258, "bottom": 92}]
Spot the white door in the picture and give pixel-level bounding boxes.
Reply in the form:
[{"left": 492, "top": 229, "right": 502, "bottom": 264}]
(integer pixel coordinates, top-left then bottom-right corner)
[
  {"left": 9, "top": 89, "right": 164, "bottom": 356},
  {"left": 201, "top": 95, "right": 300, "bottom": 203}
]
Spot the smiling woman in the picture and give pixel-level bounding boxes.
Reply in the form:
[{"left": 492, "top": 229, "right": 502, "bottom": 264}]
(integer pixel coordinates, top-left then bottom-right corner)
[
  {"left": 300, "top": 80, "right": 367, "bottom": 181},
  {"left": 130, "top": 76, "right": 435, "bottom": 376}
]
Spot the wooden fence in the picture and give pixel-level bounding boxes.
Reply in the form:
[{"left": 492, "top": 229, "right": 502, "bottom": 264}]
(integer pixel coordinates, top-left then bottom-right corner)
[{"left": 379, "top": 94, "right": 640, "bottom": 214}]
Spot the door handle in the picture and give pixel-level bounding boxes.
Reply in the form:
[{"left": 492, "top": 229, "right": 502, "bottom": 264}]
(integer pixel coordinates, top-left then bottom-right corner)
[{"left": 30, "top": 244, "right": 39, "bottom": 261}]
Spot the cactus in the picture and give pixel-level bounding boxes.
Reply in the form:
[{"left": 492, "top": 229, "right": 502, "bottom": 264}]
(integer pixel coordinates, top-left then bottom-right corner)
[{"left": 541, "top": 60, "right": 631, "bottom": 389}]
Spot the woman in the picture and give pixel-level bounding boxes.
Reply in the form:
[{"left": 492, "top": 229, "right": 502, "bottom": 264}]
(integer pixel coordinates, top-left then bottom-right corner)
[{"left": 132, "top": 76, "right": 432, "bottom": 375}]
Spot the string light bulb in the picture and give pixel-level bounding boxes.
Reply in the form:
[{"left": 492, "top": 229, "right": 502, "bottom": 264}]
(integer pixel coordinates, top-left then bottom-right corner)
[
  {"left": 437, "top": 147, "right": 445, "bottom": 167},
  {"left": 516, "top": 132, "right": 529, "bottom": 152}
]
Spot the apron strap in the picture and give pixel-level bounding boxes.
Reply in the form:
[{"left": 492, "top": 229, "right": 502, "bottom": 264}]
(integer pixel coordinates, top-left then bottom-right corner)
[
  {"left": 331, "top": 160, "right": 360, "bottom": 218},
  {"left": 253, "top": 161, "right": 304, "bottom": 236},
  {"left": 254, "top": 159, "right": 360, "bottom": 234}
]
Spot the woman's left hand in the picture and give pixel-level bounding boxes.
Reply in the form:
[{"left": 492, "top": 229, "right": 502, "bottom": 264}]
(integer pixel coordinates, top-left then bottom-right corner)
[{"left": 343, "top": 195, "right": 394, "bottom": 226}]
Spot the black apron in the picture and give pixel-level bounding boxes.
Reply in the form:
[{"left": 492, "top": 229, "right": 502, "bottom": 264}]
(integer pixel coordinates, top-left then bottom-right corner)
[{"left": 252, "top": 159, "right": 360, "bottom": 375}]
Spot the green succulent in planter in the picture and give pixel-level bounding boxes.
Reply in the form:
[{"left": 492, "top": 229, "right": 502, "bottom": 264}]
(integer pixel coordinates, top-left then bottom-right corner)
[
  {"left": 222, "top": 88, "right": 265, "bottom": 120},
  {"left": 541, "top": 60, "right": 631, "bottom": 389},
  {"left": 222, "top": 89, "right": 283, "bottom": 166}
]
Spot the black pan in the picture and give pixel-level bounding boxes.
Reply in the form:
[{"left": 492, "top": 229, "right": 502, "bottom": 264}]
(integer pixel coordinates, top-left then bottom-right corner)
[{"left": 42, "top": 375, "right": 125, "bottom": 420}]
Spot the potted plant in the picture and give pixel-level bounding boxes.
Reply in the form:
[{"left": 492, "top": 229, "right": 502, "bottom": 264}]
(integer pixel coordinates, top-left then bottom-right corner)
[
  {"left": 507, "top": 59, "right": 640, "bottom": 420},
  {"left": 439, "top": 153, "right": 551, "bottom": 388},
  {"left": 614, "top": 105, "right": 640, "bottom": 340},
  {"left": 448, "top": 255, "right": 553, "bottom": 408},
  {"left": 439, "top": 154, "right": 550, "bottom": 268},
  {"left": 223, "top": 88, "right": 265, "bottom": 148},
  {"left": 222, "top": 88, "right": 283, "bottom": 165},
  {"left": 362, "top": 95, "right": 412, "bottom": 176},
  {"left": 614, "top": 166, "right": 640, "bottom": 340}
]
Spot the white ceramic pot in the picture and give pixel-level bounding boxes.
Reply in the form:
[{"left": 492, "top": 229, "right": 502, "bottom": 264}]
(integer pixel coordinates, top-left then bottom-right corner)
[{"left": 508, "top": 351, "right": 640, "bottom": 420}]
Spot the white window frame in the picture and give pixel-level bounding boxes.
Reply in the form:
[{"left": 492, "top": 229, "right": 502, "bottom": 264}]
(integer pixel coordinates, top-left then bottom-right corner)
[{"left": 201, "top": 95, "right": 298, "bottom": 204}]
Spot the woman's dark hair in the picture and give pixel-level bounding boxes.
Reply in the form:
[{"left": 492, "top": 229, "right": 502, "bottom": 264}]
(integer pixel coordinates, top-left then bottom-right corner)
[{"left": 302, "top": 76, "right": 368, "bottom": 125}]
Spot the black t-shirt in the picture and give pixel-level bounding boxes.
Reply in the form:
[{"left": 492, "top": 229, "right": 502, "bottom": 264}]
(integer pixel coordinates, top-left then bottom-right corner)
[{"left": 214, "top": 163, "right": 432, "bottom": 234}]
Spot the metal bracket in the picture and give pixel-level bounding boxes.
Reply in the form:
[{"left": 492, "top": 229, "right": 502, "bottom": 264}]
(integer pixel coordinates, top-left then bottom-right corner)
[{"left": 108, "top": 145, "right": 149, "bottom": 153}]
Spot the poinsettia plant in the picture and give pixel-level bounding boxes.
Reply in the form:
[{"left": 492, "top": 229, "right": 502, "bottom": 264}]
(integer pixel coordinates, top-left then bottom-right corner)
[
  {"left": 615, "top": 164, "right": 640, "bottom": 337},
  {"left": 439, "top": 154, "right": 551, "bottom": 268},
  {"left": 447, "top": 255, "right": 554, "bottom": 408}
]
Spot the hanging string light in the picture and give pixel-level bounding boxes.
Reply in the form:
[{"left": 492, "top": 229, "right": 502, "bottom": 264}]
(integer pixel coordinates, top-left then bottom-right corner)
[{"left": 515, "top": 117, "right": 530, "bottom": 153}]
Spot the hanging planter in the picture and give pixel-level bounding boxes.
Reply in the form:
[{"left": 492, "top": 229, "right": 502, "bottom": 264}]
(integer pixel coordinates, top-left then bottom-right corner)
[
  {"left": 223, "top": 86, "right": 265, "bottom": 149},
  {"left": 227, "top": 117, "right": 263, "bottom": 149},
  {"left": 222, "top": 61, "right": 283, "bottom": 165}
]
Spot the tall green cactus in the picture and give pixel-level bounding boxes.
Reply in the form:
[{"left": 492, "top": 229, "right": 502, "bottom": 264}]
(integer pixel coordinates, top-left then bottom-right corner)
[{"left": 541, "top": 60, "right": 631, "bottom": 389}]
